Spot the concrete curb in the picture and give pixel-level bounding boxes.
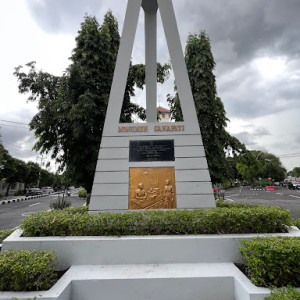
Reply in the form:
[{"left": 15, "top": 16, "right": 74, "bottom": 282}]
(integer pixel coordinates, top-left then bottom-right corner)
[{"left": 0, "top": 193, "right": 60, "bottom": 205}]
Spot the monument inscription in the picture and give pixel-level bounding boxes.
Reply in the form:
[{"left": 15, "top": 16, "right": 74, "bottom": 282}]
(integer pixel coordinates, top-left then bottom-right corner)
[{"left": 129, "top": 140, "right": 175, "bottom": 162}]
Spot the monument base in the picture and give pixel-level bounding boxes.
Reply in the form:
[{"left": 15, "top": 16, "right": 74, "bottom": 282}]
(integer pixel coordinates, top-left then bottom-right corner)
[{"left": 89, "top": 122, "right": 215, "bottom": 212}]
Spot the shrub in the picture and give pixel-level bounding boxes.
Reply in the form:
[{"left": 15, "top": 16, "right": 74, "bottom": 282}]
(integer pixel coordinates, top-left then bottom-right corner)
[
  {"left": 13, "top": 190, "right": 24, "bottom": 196},
  {"left": 216, "top": 199, "right": 263, "bottom": 209},
  {"left": 0, "top": 229, "right": 14, "bottom": 243},
  {"left": 50, "top": 195, "right": 71, "bottom": 210},
  {"left": 21, "top": 205, "right": 293, "bottom": 237},
  {"left": 0, "top": 250, "right": 57, "bottom": 291},
  {"left": 0, "top": 193, "right": 3, "bottom": 198},
  {"left": 293, "top": 219, "right": 300, "bottom": 229},
  {"left": 64, "top": 205, "right": 88, "bottom": 214},
  {"left": 240, "top": 237, "right": 300, "bottom": 287},
  {"left": 78, "top": 189, "right": 87, "bottom": 197},
  {"left": 265, "top": 286, "right": 300, "bottom": 299}
]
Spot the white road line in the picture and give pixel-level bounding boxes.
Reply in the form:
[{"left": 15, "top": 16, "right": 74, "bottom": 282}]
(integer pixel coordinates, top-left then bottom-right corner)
[
  {"left": 21, "top": 212, "right": 35, "bottom": 217},
  {"left": 276, "top": 193, "right": 283, "bottom": 195},
  {"left": 28, "top": 202, "right": 40, "bottom": 207},
  {"left": 289, "top": 195, "right": 300, "bottom": 199},
  {"left": 224, "top": 197, "right": 234, "bottom": 202}
]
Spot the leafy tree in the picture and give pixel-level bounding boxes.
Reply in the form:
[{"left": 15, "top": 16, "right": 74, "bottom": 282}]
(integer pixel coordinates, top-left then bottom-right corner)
[
  {"left": 14, "top": 12, "right": 169, "bottom": 193},
  {"left": 40, "top": 169, "right": 56, "bottom": 187},
  {"left": 0, "top": 153, "right": 17, "bottom": 196},
  {"left": 235, "top": 150, "right": 286, "bottom": 184},
  {"left": 168, "top": 31, "right": 245, "bottom": 183},
  {"left": 288, "top": 167, "right": 300, "bottom": 177},
  {"left": 236, "top": 152, "right": 263, "bottom": 184},
  {"left": 23, "top": 161, "right": 40, "bottom": 189}
]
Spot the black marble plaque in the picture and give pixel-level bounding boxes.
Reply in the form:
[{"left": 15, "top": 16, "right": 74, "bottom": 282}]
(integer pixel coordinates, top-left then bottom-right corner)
[{"left": 129, "top": 140, "right": 175, "bottom": 162}]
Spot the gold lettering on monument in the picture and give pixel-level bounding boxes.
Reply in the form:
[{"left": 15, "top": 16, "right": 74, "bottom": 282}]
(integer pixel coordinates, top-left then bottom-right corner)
[
  {"left": 154, "top": 125, "right": 184, "bottom": 132},
  {"left": 118, "top": 125, "right": 184, "bottom": 133},
  {"left": 118, "top": 126, "right": 148, "bottom": 133},
  {"left": 129, "top": 167, "right": 176, "bottom": 209}
]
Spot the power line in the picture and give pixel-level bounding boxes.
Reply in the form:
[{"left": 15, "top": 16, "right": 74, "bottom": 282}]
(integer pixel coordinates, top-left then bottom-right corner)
[
  {"left": 0, "top": 123, "right": 30, "bottom": 129},
  {"left": 279, "top": 153, "right": 300, "bottom": 158},
  {"left": 0, "top": 119, "right": 29, "bottom": 126}
]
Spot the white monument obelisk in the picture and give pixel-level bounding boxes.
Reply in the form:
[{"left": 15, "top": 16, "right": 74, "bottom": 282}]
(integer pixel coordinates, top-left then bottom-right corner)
[{"left": 89, "top": 0, "right": 216, "bottom": 212}]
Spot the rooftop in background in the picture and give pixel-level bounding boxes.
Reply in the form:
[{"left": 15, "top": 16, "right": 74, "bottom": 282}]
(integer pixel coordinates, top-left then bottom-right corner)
[{"left": 157, "top": 106, "right": 170, "bottom": 113}]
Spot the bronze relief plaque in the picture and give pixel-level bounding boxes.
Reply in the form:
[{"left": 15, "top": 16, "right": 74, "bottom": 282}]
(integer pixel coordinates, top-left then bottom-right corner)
[{"left": 129, "top": 167, "right": 177, "bottom": 209}]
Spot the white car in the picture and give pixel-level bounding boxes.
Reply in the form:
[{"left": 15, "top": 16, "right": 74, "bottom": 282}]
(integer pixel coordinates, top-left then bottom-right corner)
[{"left": 42, "top": 187, "right": 54, "bottom": 194}]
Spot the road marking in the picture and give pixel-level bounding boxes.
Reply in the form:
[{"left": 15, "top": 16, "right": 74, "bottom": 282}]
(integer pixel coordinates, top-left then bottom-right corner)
[
  {"left": 29, "top": 202, "right": 40, "bottom": 207},
  {"left": 276, "top": 193, "right": 283, "bottom": 195},
  {"left": 289, "top": 195, "right": 300, "bottom": 199},
  {"left": 224, "top": 197, "right": 234, "bottom": 202},
  {"left": 21, "top": 212, "right": 35, "bottom": 216}
]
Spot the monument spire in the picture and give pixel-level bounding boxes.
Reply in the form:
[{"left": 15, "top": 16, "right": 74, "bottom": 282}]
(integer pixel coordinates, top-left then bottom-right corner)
[{"left": 89, "top": 0, "right": 215, "bottom": 212}]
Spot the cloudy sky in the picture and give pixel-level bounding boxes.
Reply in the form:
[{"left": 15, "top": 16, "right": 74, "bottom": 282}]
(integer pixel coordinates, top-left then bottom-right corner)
[{"left": 0, "top": 0, "right": 299, "bottom": 173}]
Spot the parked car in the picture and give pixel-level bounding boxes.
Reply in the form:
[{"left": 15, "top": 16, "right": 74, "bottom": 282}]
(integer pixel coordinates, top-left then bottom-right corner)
[
  {"left": 288, "top": 182, "right": 300, "bottom": 190},
  {"left": 25, "top": 188, "right": 42, "bottom": 196},
  {"left": 42, "top": 187, "right": 54, "bottom": 194}
]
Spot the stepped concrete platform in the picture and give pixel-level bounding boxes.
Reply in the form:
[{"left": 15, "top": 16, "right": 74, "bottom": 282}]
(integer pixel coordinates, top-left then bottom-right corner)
[
  {"left": 0, "top": 263, "right": 271, "bottom": 300},
  {"left": 1, "top": 227, "right": 299, "bottom": 300}
]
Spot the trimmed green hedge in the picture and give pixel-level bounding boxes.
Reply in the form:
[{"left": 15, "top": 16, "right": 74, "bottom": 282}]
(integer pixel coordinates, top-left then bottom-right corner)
[
  {"left": 294, "top": 218, "right": 300, "bottom": 229},
  {"left": 78, "top": 190, "right": 87, "bottom": 197},
  {"left": 0, "top": 250, "right": 57, "bottom": 291},
  {"left": 265, "top": 286, "right": 300, "bottom": 299},
  {"left": 241, "top": 237, "right": 300, "bottom": 287},
  {"left": 216, "top": 199, "right": 263, "bottom": 209},
  {"left": 0, "top": 229, "right": 14, "bottom": 243},
  {"left": 20, "top": 205, "right": 292, "bottom": 237}
]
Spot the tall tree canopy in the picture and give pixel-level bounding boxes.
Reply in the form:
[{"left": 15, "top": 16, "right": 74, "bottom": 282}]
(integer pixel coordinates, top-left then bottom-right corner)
[
  {"left": 14, "top": 12, "right": 169, "bottom": 192},
  {"left": 288, "top": 167, "right": 300, "bottom": 177},
  {"left": 235, "top": 150, "right": 286, "bottom": 183},
  {"left": 168, "top": 31, "right": 245, "bottom": 183}
]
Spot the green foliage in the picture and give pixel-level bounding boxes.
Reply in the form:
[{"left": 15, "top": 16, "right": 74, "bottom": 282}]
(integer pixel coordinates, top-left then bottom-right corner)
[
  {"left": 0, "top": 193, "right": 3, "bottom": 198},
  {"left": 287, "top": 167, "right": 300, "bottom": 177},
  {"left": 50, "top": 195, "right": 71, "bottom": 210},
  {"left": 235, "top": 150, "right": 286, "bottom": 184},
  {"left": 13, "top": 190, "right": 24, "bottom": 196},
  {"left": 0, "top": 144, "right": 58, "bottom": 194},
  {"left": 293, "top": 219, "right": 300, "bottom": 229},
  {"left": 167, "top": 31, "right": 246, "bottom": 183},
  {"left": 64, "top": 206, "right": 88, "bottom": 214},
  {"left": 216, "top": 199, "right": 262, "bottom": 209},
  {"left": 240, "top": 237, "right": 300, "bottom": 287},
  {"left": 0, "top": 250, "right": 57, "bottom": 291},
  {"left": 11, "top": 298, "right": 37, "bottom": 300},
  {"left": 265, "top": 286, "right": 300, "bottom": 299},
  {"left": 78, "top": 189, "right": 87, "bottom": 197},
  {"left": 21, "top": 205, "right": 292, "bottom": 237},
  {"left": 0, "top": 229, "right": 14, "bottom": 243}
]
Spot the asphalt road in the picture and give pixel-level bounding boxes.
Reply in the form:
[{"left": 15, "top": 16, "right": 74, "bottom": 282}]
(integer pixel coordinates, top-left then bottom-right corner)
[
  {"left": 224, "top": 186, "right": 300, "bottom": 219},
  {"left": 0, "top": 194, "right": 86, "bottom": 230},
  {"left": 1, "top": 187, "right": 299, "bottom": 230}
]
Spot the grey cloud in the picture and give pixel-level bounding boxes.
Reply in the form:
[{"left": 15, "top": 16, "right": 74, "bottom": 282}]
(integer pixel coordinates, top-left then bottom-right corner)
[
  {"left": 0, "top": 110, "right": 37, "bottom": 161},
  {"left": 172, "top": 0, "right": 300, "bottom": 69},
  {"left": 24, "top": 0, "right": 300, "bottom": 121},
  {"left": 25, "top": 0, "right": 127, "bottom": 34},
  {"left": 233, "top": 131, "right": 257, "bottom": 147},
  {"left": 218, "top": 62, "right": 300, "bottom": 119},
  {"left": 25, "top": 0, "right": 300, "bottom": 65}
]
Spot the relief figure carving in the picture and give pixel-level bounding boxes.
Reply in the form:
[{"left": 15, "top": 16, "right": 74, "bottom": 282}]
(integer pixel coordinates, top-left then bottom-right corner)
[
  {"left": 129, "top": 168, "right": 176, "bottom": 210},
  {"left": 135, "top": 183, "right": 147, "bottom": 200}
]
